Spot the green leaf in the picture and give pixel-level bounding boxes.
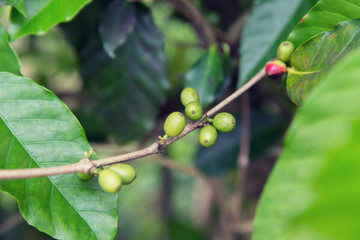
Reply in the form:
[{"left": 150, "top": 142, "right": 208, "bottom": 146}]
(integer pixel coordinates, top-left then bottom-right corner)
[
  {"left": 287, "top": 19, "right": 360, "bottom": 105},
  {"left": 99, "top": 0, "right": 136, "bottom": 58},
  {"left": 80, "top": 3, "right": 169, "bottom": 142},
  {"left": 150, "top": 2, "right": 204, "bottom": 92},
  {"left": 253, "top": 49, "right": 360, "bottom": 240},
  {"left": 185, "top": 45, "right": 223, "bottom": 107},
  {"left": 0, "top": 73, "right": 118, "bottom": 240},
  {"left": 195, "top": 111, "right": 284, "bottom": 176},
  {"left": 215, "top": 43, "right": 232, "bottom": 102},
  {"left": 238, "top": 0, "right": 313, "bottom": 87},
  {"left": 0, "top": 24, "right": 21, "bottom": 75},
  {"left": 287, "top": 0, "right": 360, "bottom": 48},
  {"left": 8, "top": 0, "right": 92, "bottom": 41},
  {"left": 1, "top": 0, "right": 26, "bottom": 16}
]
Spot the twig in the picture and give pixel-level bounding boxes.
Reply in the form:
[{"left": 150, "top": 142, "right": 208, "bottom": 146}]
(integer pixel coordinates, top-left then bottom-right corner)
[
  {"left": 227, "top": 10, "right": 250, "bottom": 44},
  {"left": 166, "top": 0, "right": 216, "bottom": 47},
  {"left": 206, "top": 66, "right": 265, "bottom": 117},
  {"left": 231, "top": 92, "right": 251, "bottom": 226},
  {"left": 0, "top": 68, "right": 265, "bottom": 180}
]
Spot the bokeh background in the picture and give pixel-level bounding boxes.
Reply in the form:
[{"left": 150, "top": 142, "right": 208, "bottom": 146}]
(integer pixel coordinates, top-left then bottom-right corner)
[{"left": 0, "top": 0, "right": 297, "bottom": 239}]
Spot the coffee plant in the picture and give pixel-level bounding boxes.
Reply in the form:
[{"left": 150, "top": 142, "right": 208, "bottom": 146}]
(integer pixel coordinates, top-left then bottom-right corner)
[{"left": 1, "top": 0, "right": 360, "bottom": 239}]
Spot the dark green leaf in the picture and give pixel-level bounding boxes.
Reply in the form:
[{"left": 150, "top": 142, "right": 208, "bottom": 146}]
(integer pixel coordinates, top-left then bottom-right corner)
[
  {"left": 99, "top": 0, "right": 136, "bottom": 58},
  {"left": 1, "top": 0, "right": 26, "bottom": 16},
  {"left": 287, "top": 19, "right": 360, "bottom": 105},
  {"left": 0, "top": 24, "right": 20, "bottom": 75},
  {"left": 288, "top": 0, "right": 360, "bottom": 48},
  {"left": 215, "top": 43, "right": 232, "bottom": 102},
  {"left": 150, "top": 2, "right": 204, "bottom": 91},
  {"left": 253, "top": 49, "right": 360, "bottom": 240},
  {"left": 0, "top": 73, "right": 118, "bottom": 240},
  {"left": 238, "top": 0, "right": 313, "bottom": 87},
  {"left": 8, "top": 0, "right": 92, "bottom": 41},
  {"left": 81, "top": 3, "right": 169, "bottom": 142},
  {"left": 168, "top": 221, "right": 204, "bottom": 240},
  {"left": 185, "top": 45, "right": 223, "bottom": 107},
  {"left": 195, "top": 111, "right": 284, "bottom": 176}
]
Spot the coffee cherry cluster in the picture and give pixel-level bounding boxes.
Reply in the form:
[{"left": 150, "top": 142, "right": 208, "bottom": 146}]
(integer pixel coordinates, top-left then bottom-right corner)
[
  {"left": 163, "top": 87, "right": 236, "bottom": 148},
  {"left": 265, "top": 41, "right": 295, "bottom": 79},
  {"left": 98, "top": 163, "right": 136, "bottom": 193},
  {"left": 78, "top": 161, "right": 137, "bottom": 194}
]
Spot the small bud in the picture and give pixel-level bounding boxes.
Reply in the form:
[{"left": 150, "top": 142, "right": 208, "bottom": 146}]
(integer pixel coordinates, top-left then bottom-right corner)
[{"left": 265, "top": 60, "right": 287, "bottom": 79}]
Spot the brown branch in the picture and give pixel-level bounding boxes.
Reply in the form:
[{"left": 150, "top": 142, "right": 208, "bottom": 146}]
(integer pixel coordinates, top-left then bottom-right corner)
[
  {"left": 0, "top": 68, "right": 265, "bottom": 180},
  {"left": 166, "top": 0, "right": 216, "bottom": 47},
  {"left": 231, "top": 92, "right": 251, "bottom": 226},
  {"left": 206, "top": 66, "right": 265, "bottom": 117},
  {"left": 227, "top": 10, "right": 250, "bottom": 44},
  {"left": 0, "top": 159, "right": 91, "bottom": 180}
]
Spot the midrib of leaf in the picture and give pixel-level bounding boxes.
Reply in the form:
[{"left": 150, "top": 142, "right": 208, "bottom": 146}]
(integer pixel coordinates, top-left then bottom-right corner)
[
  {"left": 0, "top": 73, "right": 118, "bottom": 240},
  {"left": 0, "top": 102, "right": 100, "bottom": 240}
]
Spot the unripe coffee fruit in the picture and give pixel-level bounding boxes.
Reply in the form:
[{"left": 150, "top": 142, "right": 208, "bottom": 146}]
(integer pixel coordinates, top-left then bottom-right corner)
[
  {"left": 164, "top": 112, "right": 186, "bottom": 137},
  {"left": 180, "top": 87, "right": 199, "bottom": 107},
  {"left": 185, "top": 101, "right": 203, "bottom": 121},
  {"left": 213, "top": 112, "right": 236, "bottom": 133},
  {"left": 98, "top": 169, "right": 122, "bottom": 193},
  {"left": 109, "top": 163, "right": 137, "bottom": 185},
  {"left": 265, "top": 60, "right": 287, "bottom": 79},
  {"left": 77, "top": 172, "right": 93, "bottom": 181},
  {"left": 199, "top": 125, "right": 217, "bottom": 147},
  {"left": 277, "top": 41, "right": 295, "bottom": 62}
]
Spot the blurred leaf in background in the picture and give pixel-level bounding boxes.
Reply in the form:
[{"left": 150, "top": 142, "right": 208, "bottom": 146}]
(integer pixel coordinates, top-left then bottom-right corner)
[
  {"left": 196, "top": 110, "right": 285, "bottom": 176},
  {"left": 0, "top": 23, "right": 20, "bottom": 74},
  {"left": 62, "top": 0, "right": 169, "bottom": 143},
  {"left": 151, "top": 2, "right": 204, "bottom": 93}
]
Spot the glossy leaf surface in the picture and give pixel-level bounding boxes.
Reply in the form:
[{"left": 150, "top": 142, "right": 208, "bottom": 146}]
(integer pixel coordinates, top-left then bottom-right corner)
[
  {"left": 185, "top": 45, "right": 223, "bottom": 107},
  {"left": 8, "top": 0, "right": 92, "bottom": 40},
  {"left": 287, "top": 19, "right": 360, "bottom": 105},
  {"left": 0, "top": 73, "right": 118, "bottom": 240},
  {"left": 238, "top": 0, "right": 313, "bottom": 87},
  {"left": 99, "top": 0, "right": 136, "bottom": 58},
  {"left": 288, "top": 0, "right": 360, "bottom": 48},
  {"left": 0, "top": 24, "right": 20, "bottom": 75},
  {"left": 254, "top": 49, "right": 360, "bottom": 240}
]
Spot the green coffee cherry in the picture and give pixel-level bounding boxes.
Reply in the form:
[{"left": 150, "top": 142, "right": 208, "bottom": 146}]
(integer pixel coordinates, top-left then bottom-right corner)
[
  {"left": 185, "top": 101, "right": 203, "bottom": 121},
  {"left": 77, "top": 172, "right": 93, "bottom": 181},
  {"left": 213, "top": 112, "right": 236, "bottom": 133},
  {"left": 180, "top": 87, "right": 199, "bottom": 107},
  {"left": 109, "top": 163, "right": 136, "bottom": 185},
  {"left": 199, "top": 125, "right": 217, "bottom": 147},
  {"left": 98, "top": 169, "right": 122, "bottom": 193},
  {"left": 164, "top": 112, "right": 186, "bottom": 137},
  {"left": 277, "top": 41, "right": 295, "bottom": 62}
]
